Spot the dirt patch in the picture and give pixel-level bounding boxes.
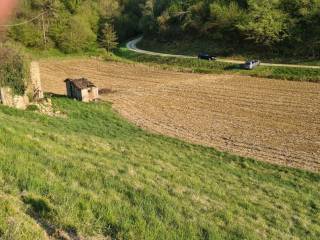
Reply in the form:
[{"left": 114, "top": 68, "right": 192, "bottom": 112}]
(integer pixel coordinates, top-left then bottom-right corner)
[
  {"left": 40, "top": 59, "right": 320, "bottom": 172},
  {"left": 99, "top": 88, "right": 116, "bottom": 95}
]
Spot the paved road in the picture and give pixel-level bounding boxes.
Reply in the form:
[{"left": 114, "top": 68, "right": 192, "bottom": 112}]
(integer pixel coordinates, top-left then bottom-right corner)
[{"left": 127, "top": 37, "right": 320, "bottom": 69}]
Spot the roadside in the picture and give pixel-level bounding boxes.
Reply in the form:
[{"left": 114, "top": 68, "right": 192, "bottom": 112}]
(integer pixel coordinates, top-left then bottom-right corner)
[
  {"left": 22, "top": 38, "right": 320, "bottom": 83},
  {"left": 127, "top": 37, "right": 320, "bottom": 69},
  {"left": 119, "top": 41, "right": 320, "bottom": 83}
]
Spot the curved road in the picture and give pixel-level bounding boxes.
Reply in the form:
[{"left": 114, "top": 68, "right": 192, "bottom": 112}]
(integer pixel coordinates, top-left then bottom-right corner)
[{"left": 127, "top": 37, "right": 320, "bottom": 69}]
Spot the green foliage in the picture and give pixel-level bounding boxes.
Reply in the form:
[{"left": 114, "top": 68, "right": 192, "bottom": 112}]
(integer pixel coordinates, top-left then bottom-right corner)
[
  {"left": 0, "top": 196, "right": 46, "bottom": 240},
  {"left": 26, "top": 104, "right": 39, "bottom": 111},
  {"left": 9, "top": 24, "right": 43, "bottom": 48},
  {"left": 10, "top": 0, "right": 124, "bottom": 53},
  {"left": 237, "top": 0, "right": 288, "bottom": 46},
  {"left": 210, "top": 1, "right": 244, "bottom": 29},
  {"left": 0, "top": 45, "right": 29, "bottom": 95},
  {"left": 100, "top": 23, "right": 118, "bottom": 52},
  {"left": 8, "top": 0, "right": 320, "bottom": 58},
  {"left": 56, "top": 16, "right": 97, "bottom": 53},
  {"left": 0, "top": 97, "right": 319, "bottom": 239},
  {"left": 138, "top": 0, "right": 320, "bottom": 58}
]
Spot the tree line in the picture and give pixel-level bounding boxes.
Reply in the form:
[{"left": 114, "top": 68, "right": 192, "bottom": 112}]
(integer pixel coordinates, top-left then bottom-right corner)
[
  {"left": 141, "top": 0, "right": 320, "bottom": 58},
  {"left": 7, "top": 0, "right": 320, "bottom": 58},
  {"left": 8, "top": 0, "right": 143, "bottom": 53}
]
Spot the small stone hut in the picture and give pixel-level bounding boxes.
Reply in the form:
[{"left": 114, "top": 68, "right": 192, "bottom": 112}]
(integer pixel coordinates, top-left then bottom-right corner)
[{"left": 64, "top": 78, "right": 99, "bottom": 102}]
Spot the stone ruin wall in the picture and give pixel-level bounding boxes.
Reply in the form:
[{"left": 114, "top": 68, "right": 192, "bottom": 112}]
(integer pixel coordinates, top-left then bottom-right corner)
[{"left": 0, "top": 61, "right": 44, "bottom": 110}]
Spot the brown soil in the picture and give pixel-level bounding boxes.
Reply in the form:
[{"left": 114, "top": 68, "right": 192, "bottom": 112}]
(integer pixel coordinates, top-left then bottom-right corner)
[{"left": 40, "top": 59, "right": 320, "bottom": 172}]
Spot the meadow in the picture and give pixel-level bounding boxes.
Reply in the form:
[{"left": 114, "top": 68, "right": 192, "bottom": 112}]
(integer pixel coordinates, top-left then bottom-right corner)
[
  {"left": 138, "top": 39, "right": 320, "bottom": 66},
  {"left": 0, "top": 97, "right": 319, "bottom": 239},
  {"left": 116, "top": 46, "right": 320, "bottom": 83}
]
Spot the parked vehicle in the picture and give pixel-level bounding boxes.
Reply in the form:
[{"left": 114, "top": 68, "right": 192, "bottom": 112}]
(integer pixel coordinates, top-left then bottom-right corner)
[
  {"left": 243, "top": 60, "right": 261, "bottom": 70},
  {"left": 198, "top": 53, "right": 216, "bottom": 61}
]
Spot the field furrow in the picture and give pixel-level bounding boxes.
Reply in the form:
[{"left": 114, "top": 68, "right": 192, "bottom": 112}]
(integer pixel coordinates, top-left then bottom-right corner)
[{"left": 40, "top": 59, "right": 320, "bottom": 172}]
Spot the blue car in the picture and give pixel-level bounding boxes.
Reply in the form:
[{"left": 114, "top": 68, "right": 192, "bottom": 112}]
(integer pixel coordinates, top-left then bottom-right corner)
[{"left": 198, "top": 53, "right": 216, "bottom": 61}]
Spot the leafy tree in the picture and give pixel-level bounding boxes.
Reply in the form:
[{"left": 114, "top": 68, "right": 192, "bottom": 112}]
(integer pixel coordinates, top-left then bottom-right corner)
[
  {"left": 9, "top": 24, "right": 43, "bottom": 48},
  {"left": 139, "top": 0, "right": 158, "bottom": 35},
  {"left": 0, "top": 44, "right": 28, "bottom": 95},
  {"left": 57, "top": 16, "right": 97, "bottom": 53},
  {"left": 100, "top": 23, "right": 118, "bottom": 52},
  {"left": 29, "top": 0, "right": 61, "bottom": 49},
  {"left": 8, "top": 0, "right": 320, "bottom": 58},
  {"left": 237, "top": 0, "right": 288, "bottom": 47}
]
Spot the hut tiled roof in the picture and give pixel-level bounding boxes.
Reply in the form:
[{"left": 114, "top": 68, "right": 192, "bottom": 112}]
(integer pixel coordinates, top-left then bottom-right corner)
[{"left": 65, "top": 78, "right": 96, "bottom": 90}]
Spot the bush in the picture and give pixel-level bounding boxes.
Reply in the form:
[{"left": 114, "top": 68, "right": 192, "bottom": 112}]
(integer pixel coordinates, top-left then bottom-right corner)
[
  {"left": 26, "top": 104, "right": 39, "bottom": 111},
  {"left": 0, "top": 45, "right": 29, "bottom": 95},
  {"left": 56, "top": 17, "right": 97, "bottom": 53},
  {"left": 9, "top": 24, "right": 44, "bottom": 49}
]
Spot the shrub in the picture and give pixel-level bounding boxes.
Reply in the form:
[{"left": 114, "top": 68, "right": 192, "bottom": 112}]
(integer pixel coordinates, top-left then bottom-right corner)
[
  {"left": 56, "top": 17, "right": 97, "bottom": 53},
  {"left": 26, "top": 104, "right": 39, "bottom": 111},
  {"left": 9, "top": 24, "right": 44, "bottom": 49},
  {"left": 0, "top": 45, "right": 29, "bottom": 95}
]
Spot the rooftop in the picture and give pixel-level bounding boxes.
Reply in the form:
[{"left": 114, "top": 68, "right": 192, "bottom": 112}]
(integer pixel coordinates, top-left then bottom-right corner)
[{"left": 65, "top": 78, "right": 96, "bottom": 90}]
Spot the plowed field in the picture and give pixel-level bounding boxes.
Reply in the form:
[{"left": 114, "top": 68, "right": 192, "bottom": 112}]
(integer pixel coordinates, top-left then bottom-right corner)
[{"left": 40, "top": 59, "right": 320, "bottom": 172}]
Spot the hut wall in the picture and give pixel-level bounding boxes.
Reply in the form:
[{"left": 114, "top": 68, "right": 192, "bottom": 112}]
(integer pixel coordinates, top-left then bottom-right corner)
[
  {"left": 92, "top": 87, "right": 99, "bottom": 100},
  {"left": 81, "top": 89, "right": 89, "bottom": 102}
]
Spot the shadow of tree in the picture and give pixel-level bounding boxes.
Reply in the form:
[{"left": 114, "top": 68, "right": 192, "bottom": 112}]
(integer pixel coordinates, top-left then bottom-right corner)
[
  {"left": 224, "top": 64, "right": 243, "bottom": 70},
  {"left": 22, "top": 193, "right": 82, "bottom": 240}
]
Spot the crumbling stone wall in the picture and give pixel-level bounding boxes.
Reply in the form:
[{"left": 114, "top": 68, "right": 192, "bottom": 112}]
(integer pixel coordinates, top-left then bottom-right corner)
[
  {"left": 0, "top": 87, "right": 14, "bottom": 106},
  {"left": 0, "top": 87, "right": 29, "bottom": 109},
  {"left": 30, "top": 61, "right": 44, "bottom": 100}
]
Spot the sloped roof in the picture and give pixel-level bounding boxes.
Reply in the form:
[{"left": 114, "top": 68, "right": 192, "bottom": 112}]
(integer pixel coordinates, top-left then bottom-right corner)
[{"left": 65, "top": 78, "right": 96, "bottom": 90}]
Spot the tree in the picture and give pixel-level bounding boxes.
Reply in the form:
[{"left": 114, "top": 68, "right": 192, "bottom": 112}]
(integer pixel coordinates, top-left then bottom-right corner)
[
  {"left": 58, "top": 16, "right": 97, "bottom": 53},
  {"left": 237, "top": 0, "right": 288, "bottom": 47},
  {"left": 139, "top": 0, "right": 158, "bottom": 35},
  {"left": 0, "top": 44, "right": 28, "bottom": 95},
  {"left": 100, "top": 23, "right": 118, "bottom": 52},
  {"left": 27, "top": 0, "right": 61, "bottom": 49}
]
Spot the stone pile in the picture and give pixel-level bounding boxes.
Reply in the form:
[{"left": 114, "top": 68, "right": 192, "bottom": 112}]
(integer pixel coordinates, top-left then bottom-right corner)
[{"left": 32, "top": 98, "right": 65, "bottom": 117}]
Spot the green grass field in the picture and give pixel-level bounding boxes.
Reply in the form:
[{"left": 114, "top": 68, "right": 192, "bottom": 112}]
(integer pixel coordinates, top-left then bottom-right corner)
[
  {"left": 115, "top": 47, "right": 320, "bottom": 83},
  {"left": 0, "top": 97, "right": 319, "bottom": 239}
]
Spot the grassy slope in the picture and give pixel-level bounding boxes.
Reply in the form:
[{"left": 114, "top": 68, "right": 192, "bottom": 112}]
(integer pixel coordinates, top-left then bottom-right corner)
[
  {"left": 115, "top": 47, "right": 320, "bottom": 83},
  {"left": 0, "top": 97, "right": 319, "bottom": 239},
  {"left": 138, "top": 38, "right": 320, "bottom": 66}
]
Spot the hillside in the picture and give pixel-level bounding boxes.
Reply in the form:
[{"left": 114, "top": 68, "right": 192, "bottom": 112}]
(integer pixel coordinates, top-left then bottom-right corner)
[
  {"left": 138, "top": 0, "right": 320, "bottom": 59},
  {"left": 1, "top": 1, "right": 320, "bottom": 239},
  {"left": 0, "top": 97, "right": 320, "bottom": 239},
  {"left": 39, "top": 59, "right": 320, "bottom": 171}
]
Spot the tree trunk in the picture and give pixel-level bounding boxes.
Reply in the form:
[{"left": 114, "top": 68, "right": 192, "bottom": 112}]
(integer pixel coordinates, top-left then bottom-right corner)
[{"left": 42, "top": 14, "right": 47, "bottom": 49}]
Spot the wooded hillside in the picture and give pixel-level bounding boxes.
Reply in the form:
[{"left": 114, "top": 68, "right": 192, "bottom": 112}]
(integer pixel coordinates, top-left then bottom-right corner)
[
  {"left": 9, "top": 0, "right": 143, "bottom": 53},
  {"left": 140, "top": 0, "right": 320, "bottom": 58},
  {"left": 8, "top": 0, "right": 320, "bottom": 58}
]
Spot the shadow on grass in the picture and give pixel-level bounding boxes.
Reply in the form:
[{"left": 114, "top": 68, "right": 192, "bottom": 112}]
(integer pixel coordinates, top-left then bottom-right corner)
[
  {"left": 44, "top": 92, "right": 66, "bottom": 98},
  {"left": 22, "top": 193, "right": 82, "bottom": 240},
  {"left": 224, "top": 64, "right": 243, "bottom": 70}
]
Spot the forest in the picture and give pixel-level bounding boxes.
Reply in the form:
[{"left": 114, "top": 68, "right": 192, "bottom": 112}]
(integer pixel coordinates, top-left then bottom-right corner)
[{"left": 7, "top": 0, "right": 320, "bottom": 58}]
